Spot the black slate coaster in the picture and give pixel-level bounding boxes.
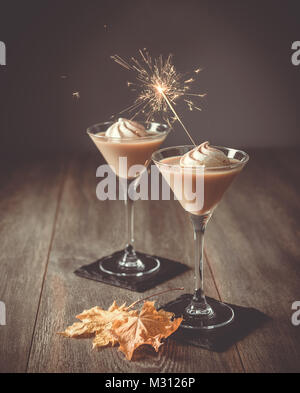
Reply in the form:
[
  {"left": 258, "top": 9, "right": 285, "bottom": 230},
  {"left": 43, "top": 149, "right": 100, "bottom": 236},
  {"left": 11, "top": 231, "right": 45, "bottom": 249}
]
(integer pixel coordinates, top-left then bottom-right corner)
[
  {"left": 161, "top": 294, "right": 270, "bottom": 352},
  {"left": 74, "top": 250, "right": 189, "bottom": 293}
]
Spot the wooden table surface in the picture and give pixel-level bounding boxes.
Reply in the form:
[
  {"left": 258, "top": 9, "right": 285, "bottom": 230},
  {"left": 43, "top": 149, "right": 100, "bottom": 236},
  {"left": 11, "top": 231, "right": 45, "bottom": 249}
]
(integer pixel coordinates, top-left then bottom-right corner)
[{"left": 0, "top": 149, "right": 300, "bottom": 373}]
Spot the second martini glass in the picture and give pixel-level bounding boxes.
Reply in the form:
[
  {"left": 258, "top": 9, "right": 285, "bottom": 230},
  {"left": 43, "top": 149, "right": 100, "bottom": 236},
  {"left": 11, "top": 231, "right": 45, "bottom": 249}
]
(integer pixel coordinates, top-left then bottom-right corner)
[
  {"left": 88, "top": 121, "right": 170, "bottom": 278},
  {"left": 152, "top": 145, "right": 249, "bottom": 329}
]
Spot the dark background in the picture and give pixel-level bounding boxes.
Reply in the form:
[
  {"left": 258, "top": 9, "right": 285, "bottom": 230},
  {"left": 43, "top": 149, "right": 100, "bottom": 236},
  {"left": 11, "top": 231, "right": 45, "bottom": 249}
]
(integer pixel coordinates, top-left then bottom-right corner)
[{"left": 0, "top": 0, "right": 299, "bottom": 156}]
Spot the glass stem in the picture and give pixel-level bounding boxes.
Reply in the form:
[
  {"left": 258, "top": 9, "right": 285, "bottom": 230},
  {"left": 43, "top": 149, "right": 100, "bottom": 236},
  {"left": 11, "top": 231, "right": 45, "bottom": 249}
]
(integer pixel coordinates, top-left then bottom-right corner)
[
  {"left": 186, "top": 213, "right": 215, "bottom": 318},
  {"left": 125, "top": 195, "right": 135, "bottom": 249},
  {"left": 119, "top": 178, "right": 143, "bottom": 269}
]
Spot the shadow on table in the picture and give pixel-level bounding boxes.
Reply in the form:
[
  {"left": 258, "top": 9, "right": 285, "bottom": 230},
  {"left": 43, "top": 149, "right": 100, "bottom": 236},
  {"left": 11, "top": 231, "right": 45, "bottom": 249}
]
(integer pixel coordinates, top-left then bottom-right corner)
[
  {"left": 74, "top": 251, "right": 190, "bottom": 292},
  {"left": 162, "top": 294, "right": 271, "bottom": 352}
]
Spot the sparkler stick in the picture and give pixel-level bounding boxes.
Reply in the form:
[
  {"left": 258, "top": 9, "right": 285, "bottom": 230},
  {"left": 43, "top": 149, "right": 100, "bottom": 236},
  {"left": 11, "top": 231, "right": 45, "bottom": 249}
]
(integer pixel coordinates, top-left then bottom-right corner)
[{"left": 157, "top": 86, "right": 196, "bottom": 146}]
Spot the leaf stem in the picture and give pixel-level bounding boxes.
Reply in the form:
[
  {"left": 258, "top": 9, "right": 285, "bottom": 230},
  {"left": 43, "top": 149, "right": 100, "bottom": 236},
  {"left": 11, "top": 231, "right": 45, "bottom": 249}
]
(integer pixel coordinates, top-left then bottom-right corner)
[{"left": 128, "top": 287, "right": 184, "bottom": 309}]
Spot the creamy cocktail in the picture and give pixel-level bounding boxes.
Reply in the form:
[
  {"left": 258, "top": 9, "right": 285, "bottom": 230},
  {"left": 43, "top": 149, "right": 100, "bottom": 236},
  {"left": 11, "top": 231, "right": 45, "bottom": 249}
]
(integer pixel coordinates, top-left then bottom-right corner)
[
  {"left": 153, "top": 143, "right": 249, "bottom": 330},
  {"left": 158, "top": 142, "right": 243, "bottom": 215},
  {"left": 88, "top": 119, "right": 170, "bottom": 277},
  {"left": 89, "top": 118, "right": 167, "bottom": 179}
]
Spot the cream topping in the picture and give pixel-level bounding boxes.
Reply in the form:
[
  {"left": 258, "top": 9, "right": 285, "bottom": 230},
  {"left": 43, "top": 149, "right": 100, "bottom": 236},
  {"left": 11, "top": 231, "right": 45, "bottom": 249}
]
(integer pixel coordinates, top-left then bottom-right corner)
[
  {"left": 105, "top": 118, "right": 147, "bottom": 138},
  {"left": 180, "top": 141, "right": 230, "bottom": 168}
]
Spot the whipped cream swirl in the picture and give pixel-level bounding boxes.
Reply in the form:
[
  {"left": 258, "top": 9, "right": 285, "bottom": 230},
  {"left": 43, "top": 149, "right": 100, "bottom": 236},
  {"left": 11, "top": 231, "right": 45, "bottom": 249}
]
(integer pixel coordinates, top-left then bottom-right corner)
[
  {"left": 105, "top": 118, "right": 147, "bottom": 138},
  {"left": 180, "top": 141, "right": 230, "bottom": 168}
]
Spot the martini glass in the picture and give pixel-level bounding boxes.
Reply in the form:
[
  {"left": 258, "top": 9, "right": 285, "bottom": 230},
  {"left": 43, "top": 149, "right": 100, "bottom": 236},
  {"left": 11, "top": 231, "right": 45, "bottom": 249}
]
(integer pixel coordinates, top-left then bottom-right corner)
[
  {"left": 87, "top": 121, "right": 170, "bottom": 278},
  {"left": 152, "top": 145, "right": 249, "bottom": 329}
]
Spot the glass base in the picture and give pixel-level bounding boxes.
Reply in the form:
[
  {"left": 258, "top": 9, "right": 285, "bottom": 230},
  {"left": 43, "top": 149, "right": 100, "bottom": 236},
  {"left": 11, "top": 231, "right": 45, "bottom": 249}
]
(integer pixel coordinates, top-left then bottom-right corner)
[
  {"left": 164, "top": 295, "right": 234, "bottom": 330},
  {"left": 99, "top": 247, "right": 160, "bottom": 277}
]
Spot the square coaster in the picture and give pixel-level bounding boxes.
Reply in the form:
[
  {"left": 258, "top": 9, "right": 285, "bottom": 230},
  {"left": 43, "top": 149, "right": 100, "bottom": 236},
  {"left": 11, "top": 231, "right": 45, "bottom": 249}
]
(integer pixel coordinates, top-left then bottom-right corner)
[
  {"left": 161, "top": 294, "right": 270, "bottom": 352},
  {"left": 74, "top": 250, "right": 189, "bottom": 293}
]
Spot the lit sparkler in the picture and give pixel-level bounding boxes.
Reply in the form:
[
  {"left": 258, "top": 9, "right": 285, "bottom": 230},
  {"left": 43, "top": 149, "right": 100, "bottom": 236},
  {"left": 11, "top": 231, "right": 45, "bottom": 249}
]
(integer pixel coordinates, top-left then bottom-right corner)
[{"left": 111, "top": 49, "right": 206, "bottom": 145}]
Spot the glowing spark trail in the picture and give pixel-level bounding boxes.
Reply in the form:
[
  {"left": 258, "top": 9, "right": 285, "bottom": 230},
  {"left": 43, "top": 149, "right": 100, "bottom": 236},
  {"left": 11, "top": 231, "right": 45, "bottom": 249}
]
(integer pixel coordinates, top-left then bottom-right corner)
[{"left": 111, "top": 49, "right": 206, "bottom": 145}]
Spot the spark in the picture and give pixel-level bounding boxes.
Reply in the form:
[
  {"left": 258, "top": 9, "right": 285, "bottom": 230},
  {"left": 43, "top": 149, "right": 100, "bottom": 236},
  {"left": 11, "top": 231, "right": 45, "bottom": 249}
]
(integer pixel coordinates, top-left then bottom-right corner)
[
  {"left": 72, "top": 91, "right": 80, "bottom": 100},
  {"left": 111, "top": 49, "right": 206, "bottom": 145}
]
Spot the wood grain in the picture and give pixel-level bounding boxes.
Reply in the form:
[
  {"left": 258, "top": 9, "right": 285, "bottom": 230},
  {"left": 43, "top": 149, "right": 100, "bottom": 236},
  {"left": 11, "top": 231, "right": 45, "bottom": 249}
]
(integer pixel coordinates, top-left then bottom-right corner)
[
  {"left": 27, "top": 153, "right": 243, "bottom": 373},
  {"left": 205, "top": 149, "right": 300, "bottom": 372},
  {"left": 2, "top": 148, "right": 299, "bottom": 373},
  {"left": 0, "top": 156, "right": 65, "bottom": 372}
]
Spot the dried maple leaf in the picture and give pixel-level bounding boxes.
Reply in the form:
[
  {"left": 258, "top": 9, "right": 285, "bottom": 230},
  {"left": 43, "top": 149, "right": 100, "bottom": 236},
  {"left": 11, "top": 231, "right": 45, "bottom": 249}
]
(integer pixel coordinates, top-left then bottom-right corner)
[
  {"left": 58, "top": 301, "right": 132, "bottom": 348},
  {"left": 111, "top": 301, "right": 183, "bottom": 360},
  {"left": 58, "top": 289, "right": 184, "bottom": 360}
]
